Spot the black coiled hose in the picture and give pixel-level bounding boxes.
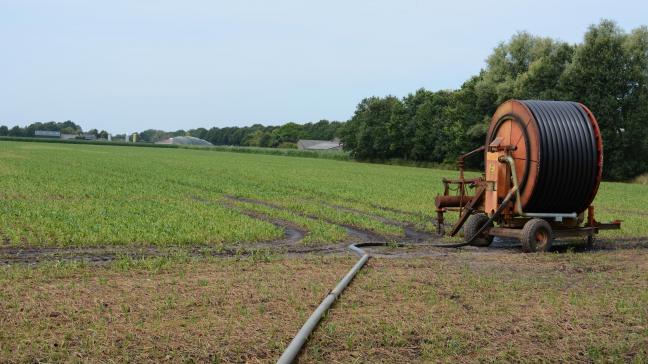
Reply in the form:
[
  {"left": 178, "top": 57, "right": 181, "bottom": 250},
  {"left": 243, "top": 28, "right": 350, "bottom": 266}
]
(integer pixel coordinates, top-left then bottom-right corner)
[{"left": 519, "top": 100, "right": 599, "bottom": 213}]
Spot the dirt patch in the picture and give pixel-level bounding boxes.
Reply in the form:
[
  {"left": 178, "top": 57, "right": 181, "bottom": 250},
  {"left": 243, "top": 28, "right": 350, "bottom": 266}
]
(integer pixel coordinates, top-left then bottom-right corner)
[
  {"left": 589, "top": 237, "right": 648, "bottom": 250},
  {"left": 224, "top": 195, "right": 386, "bottom": 239},
  {"left": 318, "top": 201, "right": 435, "bottom": 242}
]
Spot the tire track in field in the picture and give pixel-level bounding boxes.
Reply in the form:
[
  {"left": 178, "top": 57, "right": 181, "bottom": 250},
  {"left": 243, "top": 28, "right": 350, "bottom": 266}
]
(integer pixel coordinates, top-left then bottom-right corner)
[
  {"left": 225, "top": 196, "right": 648, "bottom": 256},
  {"left": 6, "top": 194, "right": 640, "bottom": 265},
  {"left": 222, "top": 195, "right": 390, "bottom": 243},
  {"left": 0, "top": 245, "right": 242, "bottom": 265},
  {"left": 0, "top": 195, "right": 316, "bottom": 265},
  {"left": 220, "top": 195, "right": 455, "bottom": 260},
  {"left": 259, "top": 183, "right": 433, "bottom": 219},
  {"left": 313, "top": 201, "right": 434, "bottom": 242},
  {"left": 204, "top": 195, "right": 306, "bottom": 246},
  {"left": 221, "top": 195, "right": 437, "bottom": 258},
  {"left": 234, "top": 191, "right": 648, "bottom": 255},
  {"left": 199, "top": 195, "right": 347, "bottom": 256},
  {"left": 0, "top": 194, "right": 380, "bottom": 265}
]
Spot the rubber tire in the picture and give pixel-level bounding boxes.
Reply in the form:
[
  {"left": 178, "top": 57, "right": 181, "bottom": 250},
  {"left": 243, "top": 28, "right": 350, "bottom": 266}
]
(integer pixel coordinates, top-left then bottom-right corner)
[
  {"left": 463, "top": 213, "right": 494, "bottom": 247},
  {"left": 520, "top": 218, "right": 553, "bottom": 253}
]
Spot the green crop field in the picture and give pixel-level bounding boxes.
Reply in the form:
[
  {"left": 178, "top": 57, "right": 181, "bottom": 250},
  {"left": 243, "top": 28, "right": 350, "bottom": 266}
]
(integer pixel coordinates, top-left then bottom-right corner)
[
  {"left": 0, "top": 141, "right": 644, "bottom": 248},
  {"left": 1, "top": 140, "right": 647, "bottom": 363}
]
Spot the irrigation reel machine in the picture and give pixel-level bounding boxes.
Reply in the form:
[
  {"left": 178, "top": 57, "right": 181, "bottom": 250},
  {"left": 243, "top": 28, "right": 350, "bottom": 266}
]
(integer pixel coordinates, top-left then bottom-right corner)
[
  {"left": 277, "top": 99, "right": 624, "bottom": 363},
  {"left": 434, "top": 100, "right": 621, "bottom": 252}
]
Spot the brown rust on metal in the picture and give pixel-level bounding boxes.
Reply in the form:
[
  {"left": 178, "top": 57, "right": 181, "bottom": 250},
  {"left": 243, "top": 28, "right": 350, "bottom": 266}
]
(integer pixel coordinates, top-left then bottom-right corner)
[
  {"left": 435, "top": 195, "right": 474, "bottom": 209},
  {"left": 436, "top": 208, "right": 445, "bottom": 235},
  {"left": 456, "top": 145, "right": 485, "bottom": 180},
  {"left": 485, "top": 100, "right": 540, "bottom": 211},
  {"left": 449, "top": 185, "right": 486, "bottom": 237},
  {"left": 434, "top": 147, "right": 486, "bottom": 236}
]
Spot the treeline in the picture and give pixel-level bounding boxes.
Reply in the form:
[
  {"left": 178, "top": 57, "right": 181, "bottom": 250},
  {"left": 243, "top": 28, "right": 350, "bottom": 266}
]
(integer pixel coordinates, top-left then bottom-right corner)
[
  {"left": 340, "top": 20, "right": 648, "bottom": 180},
  {"left": 0, "top": 120, "right": 108, "bottom": 138},
  {"left": 0, "top": 119, "right": 343, "bottom": 148},
  {"left": 137, "top": 120, "right": 343, "bottom": 148}
]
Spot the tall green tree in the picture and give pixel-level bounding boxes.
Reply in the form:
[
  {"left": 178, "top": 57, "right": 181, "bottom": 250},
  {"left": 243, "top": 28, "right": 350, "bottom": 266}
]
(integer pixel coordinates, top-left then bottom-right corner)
[
  {"left": 561, "top": 20, "right": 648, "bottom": 178},
  {"left": 340, "top": 96, "right": 403, "bottom": 159}
]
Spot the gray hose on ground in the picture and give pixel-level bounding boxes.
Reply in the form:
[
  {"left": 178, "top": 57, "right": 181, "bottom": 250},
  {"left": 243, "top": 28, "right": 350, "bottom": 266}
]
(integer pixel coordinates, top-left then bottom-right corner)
[
  {"left": 276, "top": 193, "right": 517, "bottom": 362},
  {"left": 277, "top": 242, "right": 395, "bottom": 364}
]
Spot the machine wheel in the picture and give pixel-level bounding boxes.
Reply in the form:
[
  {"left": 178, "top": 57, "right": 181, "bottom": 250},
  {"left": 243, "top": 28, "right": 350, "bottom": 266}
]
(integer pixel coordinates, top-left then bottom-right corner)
[
  {"left": 521, "top": 218, "right": 552, "bottom": 252},
  {"left": 464, "top": 213, "right": 494, "bottom": 247}
]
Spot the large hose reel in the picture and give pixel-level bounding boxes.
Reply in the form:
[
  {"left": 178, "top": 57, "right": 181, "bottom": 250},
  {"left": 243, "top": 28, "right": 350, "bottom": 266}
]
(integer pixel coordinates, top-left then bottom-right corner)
[
  {"left": 485, "top": 100, "right": 603, "bottom": 214},
  {"left": 435, "top": 99, "right": 619, "bottom": 252}
]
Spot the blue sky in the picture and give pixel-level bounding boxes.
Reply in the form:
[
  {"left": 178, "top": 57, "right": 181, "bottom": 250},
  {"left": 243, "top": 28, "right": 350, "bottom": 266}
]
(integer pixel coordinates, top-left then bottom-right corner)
[{"left": 1, "top": 0, "right": 646, "bottom": 134}]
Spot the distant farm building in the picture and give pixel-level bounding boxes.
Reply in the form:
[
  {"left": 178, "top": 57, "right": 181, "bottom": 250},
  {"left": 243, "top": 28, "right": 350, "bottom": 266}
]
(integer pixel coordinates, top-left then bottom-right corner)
[
  {"left": 297, "top": 138, "right": 342, "bottom": 151},
  {"left": 156, "top": 136, "right": 213, "bottom": 146},
  {"left": 34, "top": 130, "right": 61, "bottom": 138},
  {"left": 35, "top": 130, "right": 95, "bottom": 140}
]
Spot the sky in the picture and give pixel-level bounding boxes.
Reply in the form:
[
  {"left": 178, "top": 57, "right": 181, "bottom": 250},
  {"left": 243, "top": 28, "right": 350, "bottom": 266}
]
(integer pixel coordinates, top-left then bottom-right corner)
[{"left": 1, "top": 0, "right": 647, "bottom": 134}]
